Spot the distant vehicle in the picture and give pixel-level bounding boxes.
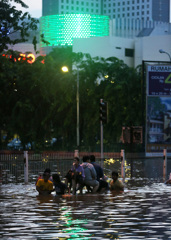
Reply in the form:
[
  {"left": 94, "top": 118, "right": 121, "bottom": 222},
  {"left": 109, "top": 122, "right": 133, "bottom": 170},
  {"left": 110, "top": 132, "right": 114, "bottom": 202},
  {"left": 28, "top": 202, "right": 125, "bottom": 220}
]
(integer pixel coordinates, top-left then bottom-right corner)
[
  {"left": 7, "top": 139, "right": 32, "bottom": 150},
  {"left": 7, "top": 138, "right": 23, "bottom": 150}
]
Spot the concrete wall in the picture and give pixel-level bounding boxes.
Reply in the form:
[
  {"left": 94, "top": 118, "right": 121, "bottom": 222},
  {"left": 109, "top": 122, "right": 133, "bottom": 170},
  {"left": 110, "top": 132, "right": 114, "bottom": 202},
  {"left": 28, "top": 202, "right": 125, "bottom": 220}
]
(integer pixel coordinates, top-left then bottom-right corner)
[
  {"left": 73, "top": 35, "right": 171, "bottom": 68},
  {"left": 135, "top": 35, "right": 171, "bottom": 66},
  {"left": 73, "top": 36, "right": 135, "bottom": 67}
]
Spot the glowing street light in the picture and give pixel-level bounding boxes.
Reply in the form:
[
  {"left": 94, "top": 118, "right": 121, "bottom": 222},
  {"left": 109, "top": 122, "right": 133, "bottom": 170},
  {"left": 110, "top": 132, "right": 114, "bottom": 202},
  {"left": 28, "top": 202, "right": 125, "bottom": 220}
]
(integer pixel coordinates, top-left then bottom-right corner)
[
  {"left": 61, "top": 66, "right": 69, "bottom": 72},
  {"left": 159, "top": 49, "right": 171, "bottom": 62}
]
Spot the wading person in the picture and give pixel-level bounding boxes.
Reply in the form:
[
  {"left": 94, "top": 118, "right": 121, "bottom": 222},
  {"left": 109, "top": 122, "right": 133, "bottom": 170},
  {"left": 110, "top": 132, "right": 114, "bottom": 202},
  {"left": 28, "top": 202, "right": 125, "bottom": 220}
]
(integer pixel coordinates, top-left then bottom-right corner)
[
  {"left": 52, "top": 174, "right": 68, "bottom": 195},
  {"left": 110, "top": 170, "right": 124, "bottom": 191},
  {"left": 81, "top": 155, "right": 99, "bottom": 193},
  {"left": 90, "top": 155, "right": 109, "bottom": 193},
  {"left": 36, "top": 172, "right": 53, "bottom": 195},
  {"left": 71, "top": 157, "right": 85, "bottom": 195}
]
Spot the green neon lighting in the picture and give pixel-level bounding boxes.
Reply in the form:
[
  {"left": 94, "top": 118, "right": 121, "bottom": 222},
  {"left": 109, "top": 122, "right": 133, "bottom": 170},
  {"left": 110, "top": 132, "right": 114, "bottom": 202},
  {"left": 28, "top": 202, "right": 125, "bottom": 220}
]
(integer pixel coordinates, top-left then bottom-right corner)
[{"left": 40, "top": 14, "right": 109, "bottom": 47}]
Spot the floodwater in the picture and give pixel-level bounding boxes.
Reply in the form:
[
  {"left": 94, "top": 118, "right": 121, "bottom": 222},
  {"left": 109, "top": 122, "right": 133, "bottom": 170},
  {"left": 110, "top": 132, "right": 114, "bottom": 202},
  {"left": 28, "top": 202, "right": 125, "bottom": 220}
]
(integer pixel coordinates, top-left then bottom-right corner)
[{"left": 0, "top": 179, "right": 171, "bottom": 240}]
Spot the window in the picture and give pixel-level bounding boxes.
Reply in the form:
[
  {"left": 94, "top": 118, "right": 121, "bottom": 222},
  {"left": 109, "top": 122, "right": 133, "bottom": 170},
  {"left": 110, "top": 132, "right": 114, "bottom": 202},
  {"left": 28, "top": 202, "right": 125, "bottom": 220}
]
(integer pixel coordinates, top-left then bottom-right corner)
[{"left": 125, "top": 48, "right": 134, "bottom": 57}]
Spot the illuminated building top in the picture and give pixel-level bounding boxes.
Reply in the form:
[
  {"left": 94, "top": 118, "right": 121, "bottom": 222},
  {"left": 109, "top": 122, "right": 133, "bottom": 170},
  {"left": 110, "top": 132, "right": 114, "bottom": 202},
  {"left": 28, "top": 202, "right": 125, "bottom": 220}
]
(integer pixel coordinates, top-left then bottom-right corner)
[{"left": 40, "top": 14, "right": 109, "bottom": 47}]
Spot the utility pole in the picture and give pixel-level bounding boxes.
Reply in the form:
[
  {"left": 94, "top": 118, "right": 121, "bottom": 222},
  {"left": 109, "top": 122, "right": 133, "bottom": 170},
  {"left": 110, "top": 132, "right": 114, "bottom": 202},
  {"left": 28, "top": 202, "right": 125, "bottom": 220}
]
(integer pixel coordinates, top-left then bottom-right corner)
[{"left": 99, "top": 99, "right": 108, "bottom": 159}]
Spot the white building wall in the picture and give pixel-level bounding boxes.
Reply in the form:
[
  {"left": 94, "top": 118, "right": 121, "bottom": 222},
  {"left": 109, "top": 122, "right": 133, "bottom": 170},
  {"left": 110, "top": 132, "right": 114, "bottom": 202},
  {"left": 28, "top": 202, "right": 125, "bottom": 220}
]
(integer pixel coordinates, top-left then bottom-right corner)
[
  {"left": 73, "top": 36, "right": 135, "bottom": 67},
  {"left": 135, "top": 35, "right": 171, "bottom": 66},
  {"left": 73, "top": 35, "right": 171, "bottom": 68}
]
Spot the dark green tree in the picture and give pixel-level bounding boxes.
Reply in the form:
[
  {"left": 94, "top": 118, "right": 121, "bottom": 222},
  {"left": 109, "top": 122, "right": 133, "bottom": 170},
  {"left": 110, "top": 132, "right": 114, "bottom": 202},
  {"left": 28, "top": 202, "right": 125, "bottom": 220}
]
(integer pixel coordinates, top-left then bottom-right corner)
[{"left": 0, "top": 0, "right": 39, "bottom": 53}]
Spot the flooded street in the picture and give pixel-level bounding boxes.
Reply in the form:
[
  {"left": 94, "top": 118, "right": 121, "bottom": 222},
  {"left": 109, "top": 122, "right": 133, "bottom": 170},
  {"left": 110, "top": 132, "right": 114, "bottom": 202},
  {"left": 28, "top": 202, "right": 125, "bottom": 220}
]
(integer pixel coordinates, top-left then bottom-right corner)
[{"left": 0, "top": 180, "right": 171, "bottom": 239}]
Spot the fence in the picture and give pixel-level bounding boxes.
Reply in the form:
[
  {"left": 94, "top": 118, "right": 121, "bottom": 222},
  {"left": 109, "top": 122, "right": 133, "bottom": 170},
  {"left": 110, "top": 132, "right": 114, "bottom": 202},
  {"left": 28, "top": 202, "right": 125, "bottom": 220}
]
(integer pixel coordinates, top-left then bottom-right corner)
[{"left": 0, "top": 151, "right": 171, "bottom": 184}]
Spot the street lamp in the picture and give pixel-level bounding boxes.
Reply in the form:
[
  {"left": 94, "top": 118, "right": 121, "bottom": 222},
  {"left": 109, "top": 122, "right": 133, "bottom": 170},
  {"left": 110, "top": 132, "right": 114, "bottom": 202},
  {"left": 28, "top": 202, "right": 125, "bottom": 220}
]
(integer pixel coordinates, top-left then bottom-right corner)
[
  {"left": 159, "top": 49, "right": 171, "bottom": 62},
  {"left": 61, "top": 65, "right": 80, "bottom": 149},
  {"left": 61, "top": 66, "right": 69, "bottom": 72},
  {"left": 76, "top": 67, "right": 80, "bottom": 149}
]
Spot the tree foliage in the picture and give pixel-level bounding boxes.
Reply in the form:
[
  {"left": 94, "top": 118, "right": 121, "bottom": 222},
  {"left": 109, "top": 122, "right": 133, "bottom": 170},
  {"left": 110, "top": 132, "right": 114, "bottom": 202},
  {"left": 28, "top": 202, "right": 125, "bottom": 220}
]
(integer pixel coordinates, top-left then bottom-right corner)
[
  {"left": 0, "top": 0, "right": 38, "bottom": 53},
  {"left": 0, "top": 45, "right": 142, "bottom": 151}
]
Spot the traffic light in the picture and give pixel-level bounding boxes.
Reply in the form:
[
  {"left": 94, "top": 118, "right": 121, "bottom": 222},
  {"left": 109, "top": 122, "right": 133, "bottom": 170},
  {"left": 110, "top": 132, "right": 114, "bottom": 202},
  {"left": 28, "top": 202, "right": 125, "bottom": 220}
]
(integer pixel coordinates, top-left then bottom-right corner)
[{"left": 99, "top": 100, "right": 108, "bottom": 124}]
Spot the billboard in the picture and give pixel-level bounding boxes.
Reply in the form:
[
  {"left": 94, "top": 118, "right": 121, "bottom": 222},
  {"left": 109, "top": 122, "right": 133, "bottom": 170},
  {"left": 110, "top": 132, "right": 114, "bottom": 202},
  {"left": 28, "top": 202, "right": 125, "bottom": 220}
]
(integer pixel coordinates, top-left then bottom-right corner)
[{"left": 146, "top": 64, "right": 171, "bottom": 156}]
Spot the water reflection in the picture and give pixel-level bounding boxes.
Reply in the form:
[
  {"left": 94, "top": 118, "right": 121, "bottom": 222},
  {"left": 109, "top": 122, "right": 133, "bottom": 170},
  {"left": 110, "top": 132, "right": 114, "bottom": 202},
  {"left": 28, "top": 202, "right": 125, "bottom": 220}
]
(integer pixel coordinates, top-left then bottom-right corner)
[{"left": 0, "top": 182, "right": 171, "bottom": 239}]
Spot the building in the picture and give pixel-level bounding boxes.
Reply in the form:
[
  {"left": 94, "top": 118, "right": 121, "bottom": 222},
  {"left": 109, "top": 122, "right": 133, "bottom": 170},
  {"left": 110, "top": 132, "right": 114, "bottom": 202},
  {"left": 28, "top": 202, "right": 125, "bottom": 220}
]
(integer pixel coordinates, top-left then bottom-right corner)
[
  {"left": 42, "top": 0, "right": 170, "bottom": 23},
  {"left": 40, "top": 14, "right": 109, "bottom": 54},
  {"left": 73, "top": 34, "right": 171, "bottom": 68},
  {"left": 40, "top": 0, "right": 171, "bottom": 53}
]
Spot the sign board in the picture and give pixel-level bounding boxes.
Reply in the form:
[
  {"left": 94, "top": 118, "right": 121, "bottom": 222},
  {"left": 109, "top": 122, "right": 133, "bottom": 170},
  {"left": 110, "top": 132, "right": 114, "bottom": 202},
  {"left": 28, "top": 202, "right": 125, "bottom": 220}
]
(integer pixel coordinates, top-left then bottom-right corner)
[{"left": 146, "top": 64, "right": 171, "bottom": 156}]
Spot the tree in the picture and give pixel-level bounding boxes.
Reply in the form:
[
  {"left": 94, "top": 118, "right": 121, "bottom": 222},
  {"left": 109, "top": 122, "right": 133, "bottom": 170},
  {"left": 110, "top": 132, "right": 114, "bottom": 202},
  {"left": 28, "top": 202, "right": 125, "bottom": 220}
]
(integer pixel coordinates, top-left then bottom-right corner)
[
  {"left": 0, "top": 44, "right": 143, "bottom": 151},
  {"left": 0, "top": 0, "right": 38, "bottom": 53}
]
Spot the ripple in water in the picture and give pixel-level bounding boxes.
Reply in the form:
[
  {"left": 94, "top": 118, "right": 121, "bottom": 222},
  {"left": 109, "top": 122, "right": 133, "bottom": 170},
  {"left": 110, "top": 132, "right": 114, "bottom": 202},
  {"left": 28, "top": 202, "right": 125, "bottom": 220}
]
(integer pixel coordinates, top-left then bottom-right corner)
[{"left": 0, "top": 182, "right": 171, "bottom": 239}]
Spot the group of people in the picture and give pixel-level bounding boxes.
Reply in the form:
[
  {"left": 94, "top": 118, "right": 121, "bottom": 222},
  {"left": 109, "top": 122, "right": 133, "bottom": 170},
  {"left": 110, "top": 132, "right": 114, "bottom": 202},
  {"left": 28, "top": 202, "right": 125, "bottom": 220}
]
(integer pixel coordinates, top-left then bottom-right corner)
[{"left": 36, "top": 155, "right": 124, "bottom": 196}]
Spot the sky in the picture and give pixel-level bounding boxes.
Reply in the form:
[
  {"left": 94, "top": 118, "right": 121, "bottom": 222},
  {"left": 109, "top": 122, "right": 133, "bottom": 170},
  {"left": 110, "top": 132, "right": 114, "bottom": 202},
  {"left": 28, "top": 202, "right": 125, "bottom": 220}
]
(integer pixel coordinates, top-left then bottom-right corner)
[{"left": 15, "top": 0, "right": 42, "bottom": 18}]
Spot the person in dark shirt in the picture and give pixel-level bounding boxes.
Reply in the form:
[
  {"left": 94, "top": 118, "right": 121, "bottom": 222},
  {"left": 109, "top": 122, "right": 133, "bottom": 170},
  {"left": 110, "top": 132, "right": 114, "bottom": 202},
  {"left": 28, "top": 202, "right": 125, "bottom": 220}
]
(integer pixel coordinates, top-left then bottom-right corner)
[
  {"left": 52, "top": 174, "right": 68, "bottom": 195},
  {"left": 90, "top": 155, "right": 109, "bottom": 193}
]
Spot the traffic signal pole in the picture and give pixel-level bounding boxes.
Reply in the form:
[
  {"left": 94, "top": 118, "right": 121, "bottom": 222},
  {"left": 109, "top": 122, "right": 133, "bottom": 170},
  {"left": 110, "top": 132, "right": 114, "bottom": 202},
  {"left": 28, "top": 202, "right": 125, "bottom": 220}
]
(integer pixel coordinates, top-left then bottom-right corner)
[{"left": 100, "top": 113, "right": 104, "bottom": 159}]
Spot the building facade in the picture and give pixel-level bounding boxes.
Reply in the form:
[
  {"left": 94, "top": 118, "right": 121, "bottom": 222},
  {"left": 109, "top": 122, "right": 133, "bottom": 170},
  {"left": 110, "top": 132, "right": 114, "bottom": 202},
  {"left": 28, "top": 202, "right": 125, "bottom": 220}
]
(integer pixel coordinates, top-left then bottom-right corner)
[
  {"left": 42, "top": 0, "right": 170, "bottom": 23},
  {"left": 73, "top": 34, "right": 171, "bottom": 68},
  {"left": 40, "top": 14, "right": 109, "bottom": 54}
]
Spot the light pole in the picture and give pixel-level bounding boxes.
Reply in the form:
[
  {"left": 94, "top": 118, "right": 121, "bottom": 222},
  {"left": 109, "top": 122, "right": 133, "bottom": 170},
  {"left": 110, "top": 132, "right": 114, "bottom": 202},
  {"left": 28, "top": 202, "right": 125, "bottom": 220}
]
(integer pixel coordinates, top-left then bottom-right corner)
[
  {"left": 62, "top": 65, "right": 79, "bottom": 149},
  {"left": 159, "top": 49, "right": 171, "bottom": 62},
  {"left": 76, "top": 67, "right": 79, "bottom": 149}
]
